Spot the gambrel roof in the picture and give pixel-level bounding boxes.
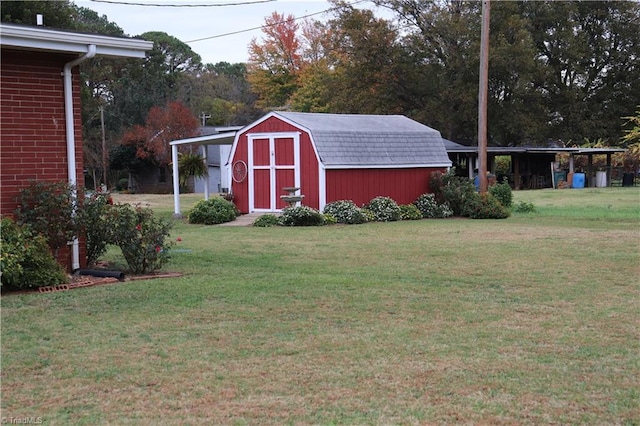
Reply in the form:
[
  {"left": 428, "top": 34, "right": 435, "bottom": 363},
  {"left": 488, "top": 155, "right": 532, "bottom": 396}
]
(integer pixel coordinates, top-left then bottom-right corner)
[{"left": 274, "top": 112, "right": 452, "bottom": 168}]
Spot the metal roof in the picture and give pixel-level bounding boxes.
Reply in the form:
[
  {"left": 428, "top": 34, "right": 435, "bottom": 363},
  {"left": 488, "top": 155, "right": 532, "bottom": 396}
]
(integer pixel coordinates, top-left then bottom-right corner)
[
  {"left": 444, "top": 140, "right": 626, "bottom": 155},
  {"left": 274, "top": 111, "right": 452, "bottom": 167}
]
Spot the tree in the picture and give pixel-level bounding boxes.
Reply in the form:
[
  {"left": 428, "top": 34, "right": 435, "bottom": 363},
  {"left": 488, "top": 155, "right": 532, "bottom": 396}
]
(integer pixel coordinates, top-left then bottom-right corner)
[
  {"left": 1, "top": 0, "right": 75, "bottom": 27},
  {"left": 321, "top": 2, "right": 410, "bottom": 114},
  {"left": 520, "top": 1, "right": 640, "bottom": 144},
  {"left": 120, "top": 101, "right": 199, "bottom": 167},
  {"left": 247, "top": 12, "right": 303, "bottom": 109}
]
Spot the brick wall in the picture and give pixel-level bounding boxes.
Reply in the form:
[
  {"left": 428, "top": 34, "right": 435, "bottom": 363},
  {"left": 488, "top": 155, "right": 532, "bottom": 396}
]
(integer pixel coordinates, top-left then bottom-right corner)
[{"left": 1, "top": 49, "right": 86, "bottom": 269}]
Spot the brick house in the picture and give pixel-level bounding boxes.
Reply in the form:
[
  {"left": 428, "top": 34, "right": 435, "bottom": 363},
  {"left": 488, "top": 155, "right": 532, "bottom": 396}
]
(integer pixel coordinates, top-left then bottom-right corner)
[{"left": 0, "top": 23, "right": 152, "bottom": 270}]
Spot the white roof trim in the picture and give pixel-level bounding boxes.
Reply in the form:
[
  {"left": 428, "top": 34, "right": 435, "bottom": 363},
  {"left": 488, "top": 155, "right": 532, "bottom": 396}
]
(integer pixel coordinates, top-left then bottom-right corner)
[
  {"left": 0, "top": 24, "right": 152, "bottom": 58},
  {"left": 170, "top": 131, "right": 237, "bottom": 146},
  {"left": 324, "top": 163, "right": 452, "bottom": 170}
]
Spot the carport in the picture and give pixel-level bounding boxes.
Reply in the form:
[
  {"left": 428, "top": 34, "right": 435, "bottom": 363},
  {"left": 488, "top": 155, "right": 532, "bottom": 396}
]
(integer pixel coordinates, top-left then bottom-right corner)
[
  {"left": 170, "top": 128, "right": 240, "bottom": 218},
  {"left": 444, "top": 142, "right": 627, "bottom": 189}
]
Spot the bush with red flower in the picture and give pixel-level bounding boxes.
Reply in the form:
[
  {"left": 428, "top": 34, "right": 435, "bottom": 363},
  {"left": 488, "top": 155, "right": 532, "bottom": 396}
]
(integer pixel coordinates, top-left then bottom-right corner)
[{"left": 106, "top": 203, "right": 174, "bottom": 274}]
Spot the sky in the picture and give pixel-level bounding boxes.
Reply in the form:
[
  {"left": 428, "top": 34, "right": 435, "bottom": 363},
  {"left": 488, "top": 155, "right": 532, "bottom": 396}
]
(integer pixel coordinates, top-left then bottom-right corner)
[{"left": 77, "top": 0, "right": 390, "bottom": 65}]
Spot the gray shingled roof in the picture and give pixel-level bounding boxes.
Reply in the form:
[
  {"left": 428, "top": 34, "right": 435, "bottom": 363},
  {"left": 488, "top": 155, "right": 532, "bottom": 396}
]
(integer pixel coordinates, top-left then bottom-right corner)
[{"left": 275, "top": 112, "right": 452, "bottom": 167}]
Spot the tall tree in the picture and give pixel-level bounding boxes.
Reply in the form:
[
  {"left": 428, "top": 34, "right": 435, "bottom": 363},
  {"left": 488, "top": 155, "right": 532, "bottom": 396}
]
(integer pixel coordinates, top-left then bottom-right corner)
[
  {"left": 322, "top": 2, "right": 410, "bottom": 114},
  {"left": 522, "top": 1, "right": 640, "bottom": 144},
  {"left": 247, "top": 12, "right": 303, "bottom": 109}
]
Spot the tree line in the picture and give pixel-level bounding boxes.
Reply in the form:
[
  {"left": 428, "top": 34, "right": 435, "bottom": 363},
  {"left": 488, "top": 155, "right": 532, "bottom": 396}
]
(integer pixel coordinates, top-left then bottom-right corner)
[{"left": 2, "top": 0, "right": 639, "bottom": 186}]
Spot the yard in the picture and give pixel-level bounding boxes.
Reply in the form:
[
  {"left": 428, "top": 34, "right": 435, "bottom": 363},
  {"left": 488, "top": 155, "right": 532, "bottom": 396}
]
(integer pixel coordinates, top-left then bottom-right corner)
[{"left": 1, "top": 188, "right": 639, "bottom": 424}]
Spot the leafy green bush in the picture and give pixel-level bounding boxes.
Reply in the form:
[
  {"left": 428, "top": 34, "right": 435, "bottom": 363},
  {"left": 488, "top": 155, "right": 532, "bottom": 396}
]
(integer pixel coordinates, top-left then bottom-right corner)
[
  {"left": 366, "top": 196, "right": 401, "bottom": 222},
  {"left": 81, "top": 191, "right": 114, "bottom": 266},
  {"left": 15, "top": 180, "right": 80, "bottom": 254},
  {"left": 430, "top": 170, "right": 477, "bottom": 216},
  {"left": 323, "top": 214, "right": 337, "bottom": 225},
  {"left": 108, "top": 204, "right": 173, "bottom": 274},
  {"left": 279, "top": 206, "right": 325, "bottom": 226},
  {"left": 188, "top": 197, "right": 237, "bottom": 225},
  {"left": 323, "top": 200, "right": 367, "bottom": 224},
  {"left": 361, "top": 208, "right": 376, "bottom": 223},
  {"left": 253, "top": 214, "right": 281, "bottom": 227},
  {"left": 399, "top": 204, "right": 423, "bottom": 220},
  {"left": 489, "top": 178, "right": 513, "bottom": 209},
  {"left": 1, "top": 217, "right": 67, "bottom": 289},
  {"left": 413, "top": 193, "right": 454, "bottom": 218},
  {"left": 465, "top": 193, "right": 511, "bottom": 219},
  {"left": 513, "top": 200, "right": 536, "bottom": 213}
]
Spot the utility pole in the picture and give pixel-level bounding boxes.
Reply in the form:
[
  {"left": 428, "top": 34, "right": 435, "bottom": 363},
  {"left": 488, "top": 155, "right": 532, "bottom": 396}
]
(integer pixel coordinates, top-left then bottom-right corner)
[
  {"left": 478, "top": 0, "right": 490, "bottom": 194},
  {"left": 200, "top": 112, "right": 211, "bottom": 127},
  {"left": 100, "top": 106, "right": 107, "bottom": 188}
]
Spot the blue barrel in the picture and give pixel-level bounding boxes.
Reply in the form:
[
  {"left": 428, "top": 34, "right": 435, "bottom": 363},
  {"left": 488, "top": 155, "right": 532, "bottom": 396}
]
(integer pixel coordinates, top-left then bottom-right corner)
[{"left": 572, "top": 173, "right": 585, "bottom": 189}]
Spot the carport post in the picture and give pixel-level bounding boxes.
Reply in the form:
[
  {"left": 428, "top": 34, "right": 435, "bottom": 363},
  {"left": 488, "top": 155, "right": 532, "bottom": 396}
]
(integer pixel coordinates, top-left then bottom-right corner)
[
  {"left": 202, "top": 144, "right": 209, "bottom": 200},
  {"left": 172, "top": 144, "right": 181, "bottom": 218}
]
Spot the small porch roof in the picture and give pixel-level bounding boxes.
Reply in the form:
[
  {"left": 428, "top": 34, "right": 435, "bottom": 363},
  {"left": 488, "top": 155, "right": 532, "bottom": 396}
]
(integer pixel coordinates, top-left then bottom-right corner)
[{"left": 170, "top": 128, "right": 241, "bottom": 218}]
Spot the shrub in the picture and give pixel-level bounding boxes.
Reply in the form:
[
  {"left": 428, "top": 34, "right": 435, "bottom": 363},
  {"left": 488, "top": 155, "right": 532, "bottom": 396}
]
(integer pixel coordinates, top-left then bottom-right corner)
[
  {"left": 188, "top": 197, "right": 237, "bottom": 225},
  {"left": 361, "top": 208, "right": 376, "bottom": 223},
  {"left": 253, "top": 214, "right": 281, "bottom": 227},
  {"left": 399, "top": 204, "right": 423, "bottom": 220},
  {"left": 1, "top": 217, "right": 68, "bottom": 289},
  {"left": 108, "top": 204, "right": 173, "bottom": 274},
  {"left": 279, "top": 206, "right": 325, "bottom": 226},
  {"left": 323, "top": 200, "right": 367, "bottom": 224},
  {"left": 323, "top": 214, "right": 337, "bottom": 225},
  {"left": 413, "top": 193, "right": 454, "bottom": 218},
  {"left": 465, "top": 193, "right": 511, "bottom": 219},
  {"left": 489, "top": 178, "right": 513, "bottom": 209},
  {"left": 430, "top": 170, "right": 477, "bottom": 216},
  {"left": 81, "top": 191, "right": 114, "bottom": 266},
  {"left": 513, "top": 200, "right": 536, "bottom": 213},
  {"left": 366, "top": 196, "right": 401, "bottom": 222},
  {"left": 15, "top": 180, "right": 80, "bottom": 254}
]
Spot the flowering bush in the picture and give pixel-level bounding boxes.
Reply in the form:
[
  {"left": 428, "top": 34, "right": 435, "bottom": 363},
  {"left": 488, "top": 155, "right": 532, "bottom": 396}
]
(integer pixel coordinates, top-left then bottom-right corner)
[
  {"left": 279, "top": 206, "right": 325, "bottom": 226},
  {"left": 366, "top": 196, "right": 401, "bottom": 222},
  {"left": 15, "top": 180, "right": 80, "bottom": 255},
  {"left": 1, "top": 217, "right": 67, "bottom": 289},
  {"left": 399, "top": 204, "right": 423, "bottom": 220},
  {"left": 107, "top": 204, "right": 173, "bottom": 274},
  {"left": 323, "top": 200, "right": 368, "bottom": 224},
  {"left": 188, "top": 197, "right": 237, "bottom": 225},
  {"left": 413, "top": 193, "right": 453, "bottom": 219}
]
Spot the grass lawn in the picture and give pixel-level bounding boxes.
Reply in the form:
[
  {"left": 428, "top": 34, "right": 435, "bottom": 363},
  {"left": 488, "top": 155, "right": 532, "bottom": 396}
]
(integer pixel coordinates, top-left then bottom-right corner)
[{"left": 2, "top": 188, "right": 639, "bottom": 424}]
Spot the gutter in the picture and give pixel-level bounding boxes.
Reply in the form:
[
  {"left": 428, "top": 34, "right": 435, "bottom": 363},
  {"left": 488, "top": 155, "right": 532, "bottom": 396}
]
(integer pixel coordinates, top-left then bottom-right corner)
[{"left": 63, "top": 44, "right": 96, "bottom": 270}]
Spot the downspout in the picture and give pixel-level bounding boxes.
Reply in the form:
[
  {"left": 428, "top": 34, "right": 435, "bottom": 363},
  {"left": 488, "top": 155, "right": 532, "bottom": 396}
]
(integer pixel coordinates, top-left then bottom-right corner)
[{"left": 63, "top": 44, "right": 96, "bottom": 270}]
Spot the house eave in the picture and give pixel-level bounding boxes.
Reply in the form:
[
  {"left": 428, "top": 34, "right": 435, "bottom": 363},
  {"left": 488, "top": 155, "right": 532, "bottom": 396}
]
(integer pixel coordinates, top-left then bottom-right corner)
[{"left": 0, "top": 24, "right": 153, "bottom": 58}]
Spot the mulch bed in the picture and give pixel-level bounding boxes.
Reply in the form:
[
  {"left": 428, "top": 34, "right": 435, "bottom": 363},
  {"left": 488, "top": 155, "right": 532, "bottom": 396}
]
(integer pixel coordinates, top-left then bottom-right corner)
[{"left": 2, "top": 271, "right": 183, "bottom": 296}]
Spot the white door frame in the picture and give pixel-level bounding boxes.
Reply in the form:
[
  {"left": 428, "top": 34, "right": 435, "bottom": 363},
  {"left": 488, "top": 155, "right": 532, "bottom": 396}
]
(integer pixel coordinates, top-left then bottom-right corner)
[{"left": 247, "top": 132, "right": 301, "bottom": 212}]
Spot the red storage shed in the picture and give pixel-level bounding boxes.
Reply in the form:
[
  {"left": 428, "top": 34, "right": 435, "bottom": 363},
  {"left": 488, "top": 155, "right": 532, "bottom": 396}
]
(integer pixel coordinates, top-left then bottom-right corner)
[{"left": 228, "top": 112, "right": 452, "bottom": 214}]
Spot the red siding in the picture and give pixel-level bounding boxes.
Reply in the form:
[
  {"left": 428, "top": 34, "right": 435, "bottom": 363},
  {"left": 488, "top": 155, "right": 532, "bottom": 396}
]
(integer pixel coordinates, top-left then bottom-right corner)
[
  {"left": 0, "top": 49, "right": 86, "bottom": 269},
  {"left": 326, "top": 167, "right": 446, "bottom": 207},
  {"left": 230, "top": 115, "right": 320, "bottom": 213}
]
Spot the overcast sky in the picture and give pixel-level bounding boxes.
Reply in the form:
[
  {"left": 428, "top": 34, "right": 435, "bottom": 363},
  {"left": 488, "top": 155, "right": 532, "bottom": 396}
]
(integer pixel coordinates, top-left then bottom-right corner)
[{"left": 77, "top": 0, "right": 389, "bottom": 65}]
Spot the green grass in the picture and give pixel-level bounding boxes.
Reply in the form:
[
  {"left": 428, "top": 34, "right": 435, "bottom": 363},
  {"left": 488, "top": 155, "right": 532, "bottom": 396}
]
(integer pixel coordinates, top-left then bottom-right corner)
[{"left": 2, "top": 188, "right": 639, "bottom": 424}]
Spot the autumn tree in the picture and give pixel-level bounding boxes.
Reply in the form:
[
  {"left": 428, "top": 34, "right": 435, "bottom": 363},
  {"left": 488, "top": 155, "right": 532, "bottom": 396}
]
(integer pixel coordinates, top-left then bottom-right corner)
[
  {"left": 120, "top": 101, "right": 199, "bottom": 167},
  {"left": 247, "top": 12, "right": 304, "bottom": 109}
]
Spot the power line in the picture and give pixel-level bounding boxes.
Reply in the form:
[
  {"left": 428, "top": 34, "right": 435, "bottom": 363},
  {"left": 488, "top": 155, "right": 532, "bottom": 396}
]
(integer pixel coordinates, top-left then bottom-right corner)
[
  {"left": 90, "top": 0, "right": 275, "bottom": 7},
  {"left": 185, "top": 0, "right": 367, "bottom": 43}
]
